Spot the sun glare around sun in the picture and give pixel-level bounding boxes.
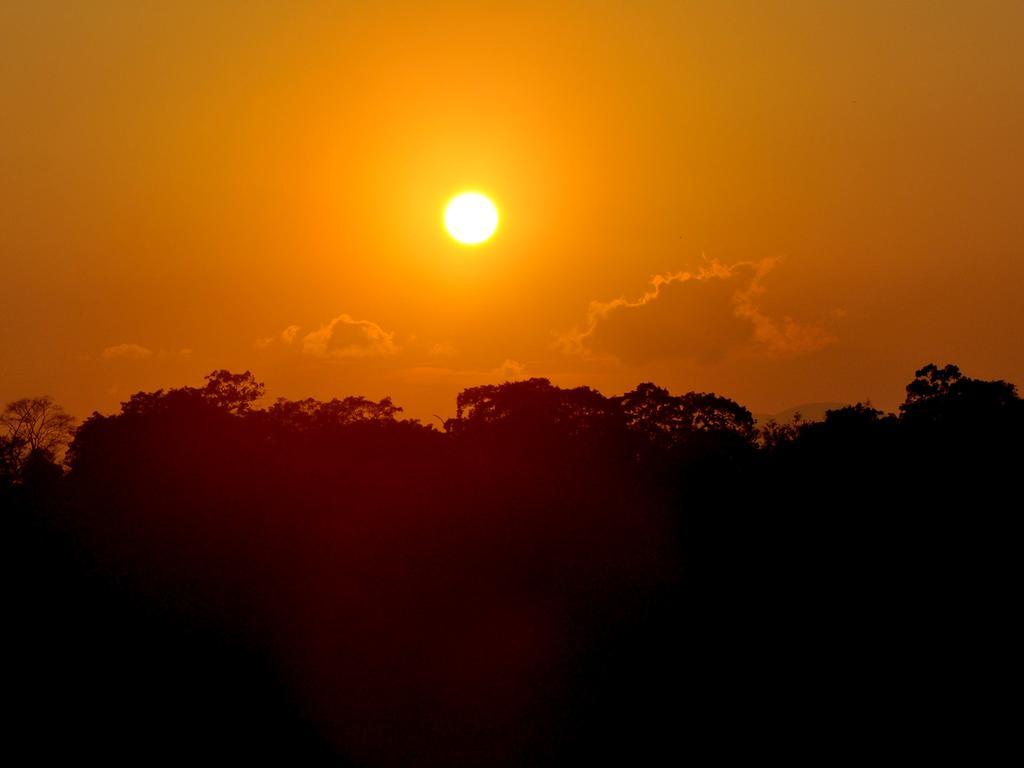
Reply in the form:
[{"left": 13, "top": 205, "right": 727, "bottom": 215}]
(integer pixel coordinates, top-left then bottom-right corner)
[{"left": 444, "top": 192, "right": 499, "bottom": 245}]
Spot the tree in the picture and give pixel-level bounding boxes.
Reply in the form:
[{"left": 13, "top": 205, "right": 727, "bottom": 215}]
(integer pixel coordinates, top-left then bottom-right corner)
[
  {"left": 903, "top": 363, "right": 964, "bottom": 404},
  {"left": 201, "top": 370, "right": 265, "bottom": 413},
  {"left": 116, "top": 370, "right": 265, "bottom": 418},
  {"left": 758, "top": 418, "right": 799, "bottom": 453},
  {"left": 450, "top": 378, "right": 620, "bottom": 438},
  {"left": 615, "top": 383, "right": 755, "bottom": 450},
  {"left": 900, "top": 363, "right": 1019, "bottom": 426},
  {"left": 0, "top": 433, "right": 27, "bottom": 485},
  {"left": 0, "top": 396, "right": 75, "bottom": 473},
  {"left": 265, "top": 395, "right": 403, "bottom": 430}
]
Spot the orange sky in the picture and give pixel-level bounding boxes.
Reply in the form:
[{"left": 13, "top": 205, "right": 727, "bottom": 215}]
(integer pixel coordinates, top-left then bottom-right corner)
[{"left": 2, "top": 1, "right": 1022, "bottom": 423}]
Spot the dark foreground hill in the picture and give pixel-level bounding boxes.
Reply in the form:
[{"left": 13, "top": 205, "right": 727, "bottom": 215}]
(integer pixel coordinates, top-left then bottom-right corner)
[{"left": 2, "top": 363, "right": 1019, "bottom": 764}]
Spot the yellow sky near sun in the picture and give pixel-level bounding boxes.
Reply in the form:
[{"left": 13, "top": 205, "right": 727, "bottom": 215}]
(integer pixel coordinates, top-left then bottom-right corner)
[{"left": 2, "top": 1, "right": 1022, "bottom": 422}]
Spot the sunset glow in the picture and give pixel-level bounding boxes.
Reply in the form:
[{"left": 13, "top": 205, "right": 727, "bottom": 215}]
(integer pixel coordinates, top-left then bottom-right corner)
[
  {"left": 2, "top": 3, "right": 1020, "bottom": 422},
  {"left": 4, "top": 3, "right": 1021, "bottom": 763}
]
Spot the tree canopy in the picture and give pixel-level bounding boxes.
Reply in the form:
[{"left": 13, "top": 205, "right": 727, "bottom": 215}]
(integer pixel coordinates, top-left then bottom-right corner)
[{"left": 4, "top": 362, "right": 1019, "bottom": 764}]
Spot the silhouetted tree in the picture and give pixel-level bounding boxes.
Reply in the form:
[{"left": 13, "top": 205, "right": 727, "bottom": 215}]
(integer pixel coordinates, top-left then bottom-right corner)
[
  {"left": 900, "top": 362, "right": 1019, "bottom": 427},
  {"left": 6, "top": 363, "right": 1021, "bottom": 765},
  {"left": 757, "top": 418, "right": 799, "bottom": 453},
  {"left": 201, "top": 369, "right": 265, "bottom": 413},
  {"left": 903, "top": 362, "right": 964, "bottom": 403},
  {"left": 0, "top": 396, "right": 74, "bottom": 475},
  {"left": 265, "top": 394, "right": 404, "bottom": 430},
  {"left": 615, "top": 382, "right": 683, "bottom": 448},
  {"left": 616, "top": 383, "right": 755, "bottom": 451},
  {"left": 0, "top": 434, "right": 26, "bottom": 487},
  {"left": 450, "top": 377, "right": 623, "bottom": 441}
]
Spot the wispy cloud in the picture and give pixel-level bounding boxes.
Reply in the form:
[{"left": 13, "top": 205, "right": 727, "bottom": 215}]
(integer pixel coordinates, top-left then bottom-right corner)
[
  {"left": 428, "top": 342, "right": 459, "bottom": 357},
  {"left": 254, "top": 316, "right": 400, "bottom": 359},
  {"left": 101, "top": 343, "right": 153, "bottom": 361},
  {"left": 397, "top": 359, "right": 529, "bottom": 383},
  {"left": 254, "top": 324, "right": 301, "bottom": 349},
  {"left": 301, "top": 314, "right": 399, "bottom": 359}
]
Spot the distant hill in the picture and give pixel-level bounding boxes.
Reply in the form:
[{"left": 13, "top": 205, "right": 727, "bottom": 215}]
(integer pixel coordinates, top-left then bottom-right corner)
[{"left": 753, "top": 402, "right": 848, "bottom": 426}]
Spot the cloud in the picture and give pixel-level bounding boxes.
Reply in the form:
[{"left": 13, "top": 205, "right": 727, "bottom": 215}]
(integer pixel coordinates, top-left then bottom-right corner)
[
  {"left": 101, "top": 343, "right": 153, "bottom": 361},
  {"left": 428, "top": 342, "right": 459, "bottom": 357},
  {"left": 302, "top": 314, "right": 399, "bottom": 359},
  {"left": 397, "top": 359, "right": 529, "bottom": 384},
  {"left": 494, "top": 359, "right": 527, "bottom": 380},
  {"left": 558, "top": 259, "right": 836, "bottom": 364},
  {"left": 255, "top": 324, "right": 301, "bottom": 349}
]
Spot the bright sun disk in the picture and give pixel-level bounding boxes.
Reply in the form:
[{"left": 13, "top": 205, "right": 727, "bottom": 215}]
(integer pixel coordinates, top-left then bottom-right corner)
[{"left": 445, "top": 192, "right": 499, "bottom": 245}]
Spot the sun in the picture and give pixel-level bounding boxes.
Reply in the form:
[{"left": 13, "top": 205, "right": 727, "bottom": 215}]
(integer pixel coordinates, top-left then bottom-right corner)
[{"left": 444, "top": 192, "right": 499, "bottom": 245}]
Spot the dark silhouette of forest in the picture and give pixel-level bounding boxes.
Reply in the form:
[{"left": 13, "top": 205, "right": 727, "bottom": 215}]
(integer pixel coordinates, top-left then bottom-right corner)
[{"left": 3, "top": 363, "right": 1019, "bottom": 764}]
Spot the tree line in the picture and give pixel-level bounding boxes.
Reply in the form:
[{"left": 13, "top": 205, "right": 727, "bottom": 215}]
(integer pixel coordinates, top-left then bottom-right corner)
[{"left": 3, "top": 363, "right": 1019, "bottom": 764}]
